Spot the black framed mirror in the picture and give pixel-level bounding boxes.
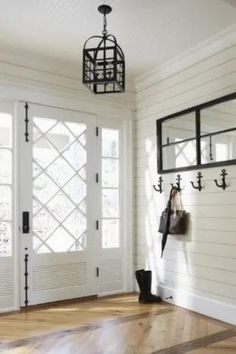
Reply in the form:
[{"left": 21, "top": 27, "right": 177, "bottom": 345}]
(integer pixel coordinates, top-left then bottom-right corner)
[{"left": 157, "top": 92, "right": 236, "bottom": 173}]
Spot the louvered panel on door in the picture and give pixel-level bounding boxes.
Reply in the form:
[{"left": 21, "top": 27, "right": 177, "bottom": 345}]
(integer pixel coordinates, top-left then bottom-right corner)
[
  {"left": 32, "top": 262, "right": 87, "bottom": 291},
  {"left": 0, "top": 268, "right": 14, "bottom": 296}
]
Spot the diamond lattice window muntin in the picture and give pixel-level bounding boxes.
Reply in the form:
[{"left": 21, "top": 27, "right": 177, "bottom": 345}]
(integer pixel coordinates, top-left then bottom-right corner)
[{"left": 32, "top": 118, "right": 87, "bottom": 254}]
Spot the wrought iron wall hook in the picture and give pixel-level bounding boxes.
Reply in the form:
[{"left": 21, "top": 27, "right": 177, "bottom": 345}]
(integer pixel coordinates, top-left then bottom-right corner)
[
  {"left": 214, "top": 169, "right": 228, "bottom": 190},
  {"left": 171, "top": 174, "right": 182, "bottom": 192},
  {"left": 191, "top": 172, "right": 203, "bottom": 192},
  {"left": 153, "top": 176, "right": 163, "bottom": 193}
]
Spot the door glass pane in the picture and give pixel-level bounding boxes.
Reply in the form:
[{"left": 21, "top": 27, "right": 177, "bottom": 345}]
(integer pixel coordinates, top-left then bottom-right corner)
[
  {"left": 46, "top": 227, "right": 75, "bottom": 253},
  {"left": 102, "top": 189, "right": 119, "bottom": 218},
  {"left": 102, "top": 159, "right": 119, "bottom": 187},
  {"left": 0, "top": 113, "right": 12, "bottom": 147},
  {"left": 32, "top": 118, "right": 87, "bottom": 254},
  {"left": 63, "top": 175, "right": 86, "bottom": 204},
  {"left": 47, "top": 191, "right": 75, "bottom": 222},
  {"left": 0, "top": 114, "right": 12, "bottom": 256},
  {"left": 102, "top": 129, "right": 119, "bottom": 158},
  {"left": 33, "top": 137, "right": 59, "bottom": 169},
  {"left": 46, "top": 157, "right": 75, "bottom": 187},
  {"left": 0, "top": 186, "right": 12, "bottom": 220},
  {"left": 47, "top": 122, "right": 75, "bottom": 152},
  {"left": 102, "top": 219, "right": 119, "bottom": 249},
  {"left": 34, "top": 208, "right": 59, "bottom": 241},
  {"left": 33, "top": 173, "right": 59, "bottom": 204},
  {"left": 0, "top": 150, "right": 12, "bottom": 184},
  {"left": 63, "top": 141, "right": 86, "bottom": 170},
  {"left": 34, "top": 117, "right": 56, "bottom": 133}
]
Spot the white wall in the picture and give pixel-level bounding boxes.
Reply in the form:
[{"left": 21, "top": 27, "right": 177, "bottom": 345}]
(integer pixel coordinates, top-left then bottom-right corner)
[{"left": 134, "top": 25, "right": 236, "bottom": 325}]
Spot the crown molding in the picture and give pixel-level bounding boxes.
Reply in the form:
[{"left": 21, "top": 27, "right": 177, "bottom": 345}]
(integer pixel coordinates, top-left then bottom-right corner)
[{"left": 135, "top": 24, "right": 236, "bottom": 93}]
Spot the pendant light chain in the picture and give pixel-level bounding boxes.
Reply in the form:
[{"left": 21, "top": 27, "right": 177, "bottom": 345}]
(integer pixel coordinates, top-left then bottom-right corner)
[{"left": 102, "top": 13, "right": 108, "bottom": 37}]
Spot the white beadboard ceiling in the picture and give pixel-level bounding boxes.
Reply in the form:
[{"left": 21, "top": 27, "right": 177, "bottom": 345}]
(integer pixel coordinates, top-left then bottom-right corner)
[{"left": 0, "top": 0, "right": 235, "bottom": 81}]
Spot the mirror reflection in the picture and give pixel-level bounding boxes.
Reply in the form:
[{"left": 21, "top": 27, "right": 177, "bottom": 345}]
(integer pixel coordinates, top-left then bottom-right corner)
[
  {"left": 201, "top": 99, "right": 236, "bottom": 164},
  {"left": 162, "top": 112, "right": 196, "bottom": 170},
  {"left": 158, "top": 94, "right": 236, "bottom": 172}
]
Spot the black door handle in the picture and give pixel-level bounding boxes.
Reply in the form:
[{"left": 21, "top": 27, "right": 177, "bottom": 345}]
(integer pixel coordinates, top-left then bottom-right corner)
[{"left": 22, "top": 211, "right": 30, "bottom": 234}]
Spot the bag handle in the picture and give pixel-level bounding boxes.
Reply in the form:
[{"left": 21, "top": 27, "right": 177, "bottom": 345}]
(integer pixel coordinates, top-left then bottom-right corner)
[
  {"left": 167, "top": 186, "right": 177, "bottom": 208},
  {"left": 171, "top": 189, "right": 183, "bottom": 211}
]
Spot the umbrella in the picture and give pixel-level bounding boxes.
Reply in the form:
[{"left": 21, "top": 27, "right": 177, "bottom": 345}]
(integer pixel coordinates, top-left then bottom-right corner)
[{"left": 161, "top": 186, "right": 177, "bottom": 257}]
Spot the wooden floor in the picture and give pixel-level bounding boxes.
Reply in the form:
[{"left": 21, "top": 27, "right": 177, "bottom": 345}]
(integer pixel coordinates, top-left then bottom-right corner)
[{"left": 0, "top": 294, "right": 235, "bottom": 354}]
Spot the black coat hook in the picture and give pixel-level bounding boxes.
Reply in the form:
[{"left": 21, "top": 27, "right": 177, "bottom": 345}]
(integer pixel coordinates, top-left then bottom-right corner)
[
  {"left": 171, "top": 174, "right": 182, "bottom": 192},
  {"left": 214, "top": 169, "right": 228, "bottom": 190},
  {"left": 191, "top": 172, "right": 203, "bottom": 192},
  {"left": 153, "top": 176, "right": 163, "bottom": 193}
]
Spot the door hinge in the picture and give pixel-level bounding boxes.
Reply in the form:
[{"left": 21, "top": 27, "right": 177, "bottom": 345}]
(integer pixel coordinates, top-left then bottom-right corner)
[
  {"left": 96, "top": 267, "right": 99, "bottom": 277},
  {"left": 24, "top": 102, "right": 29, "bottom": 142},
  {"left": 96, "top": 126, "right": 99, "bottom": 136},
  {"left": 96, "top": 220, "right": 99, "bottom": 230},
  {"left": 96, "top": 173, "right": 99, "bottom": 183}
]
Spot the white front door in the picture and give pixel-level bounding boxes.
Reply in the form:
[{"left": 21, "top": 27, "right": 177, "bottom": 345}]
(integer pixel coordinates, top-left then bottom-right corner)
[{"left": 19, "top": 103, "right": 98, "bottom": 306}]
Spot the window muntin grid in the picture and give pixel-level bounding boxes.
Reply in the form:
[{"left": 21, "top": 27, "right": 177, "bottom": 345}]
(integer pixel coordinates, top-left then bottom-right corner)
[
  {"left": 101, "top": 128, "right": 120, "bottom": 249},
  {"left": 32, "top": 117, "right": 87, "bottom": 254}
]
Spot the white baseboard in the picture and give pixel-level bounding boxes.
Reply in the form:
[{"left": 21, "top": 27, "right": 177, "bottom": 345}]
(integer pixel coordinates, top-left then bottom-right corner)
[
  {"left": 0, "top": 307, "right": 18, "bottom": 314},
  {"left": 98, "top": 289, "right": 126, "bottom": 297},
  {"left": 159, "top": 285, "right": 236, "bottom": 326}
]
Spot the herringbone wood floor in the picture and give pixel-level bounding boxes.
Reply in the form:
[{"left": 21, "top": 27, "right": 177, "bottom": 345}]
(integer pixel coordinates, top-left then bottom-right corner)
[{"left": 0, "top": 294, "right": 235, "bottom": 354}]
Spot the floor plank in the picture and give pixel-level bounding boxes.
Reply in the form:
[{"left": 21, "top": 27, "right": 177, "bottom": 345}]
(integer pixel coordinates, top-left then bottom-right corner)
[
  {"left": 0, "top": 294, "right": 235, "bottom": 354},
  {"left": 186, "top": 335, "right": 236, "bottom": 354}
]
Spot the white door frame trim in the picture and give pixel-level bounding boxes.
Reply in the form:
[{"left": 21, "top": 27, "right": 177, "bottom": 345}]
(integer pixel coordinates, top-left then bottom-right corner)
[
  {"left": 96, "top": 116, "right": 133, "bottom": 297},
  {"left": 0, "top": 81, "right": 133, "bottom": 311}
]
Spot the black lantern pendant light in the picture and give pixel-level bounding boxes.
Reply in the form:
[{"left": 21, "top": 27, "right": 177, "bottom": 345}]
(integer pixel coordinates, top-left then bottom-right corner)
[{"left": 83, "top": 4, "right": 125, "bottom": 94}]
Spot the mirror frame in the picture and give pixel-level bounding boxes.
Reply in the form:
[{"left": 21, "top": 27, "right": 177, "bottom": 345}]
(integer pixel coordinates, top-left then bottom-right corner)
[{"left": 157, "top": 92, "right": 236, "bottom": 174}]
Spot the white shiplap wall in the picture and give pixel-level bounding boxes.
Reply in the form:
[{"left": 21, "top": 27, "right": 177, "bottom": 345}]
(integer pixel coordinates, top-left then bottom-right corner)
[{"left": 134, "top": 27, "right": 236, "bottom": 325}]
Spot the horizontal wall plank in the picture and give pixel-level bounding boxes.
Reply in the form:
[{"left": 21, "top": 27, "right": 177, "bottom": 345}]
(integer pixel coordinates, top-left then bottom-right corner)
[
  {"left": 135, "top": 202, "right": 236, "bottom": 219},
  {"left": 136, "top": 81, "right": 236, "bottom": 121},
  {"left": 137, "top": 58, "right": 236, "bottom": 111},
  {"left": 157, "top": 270, "right": 236, "bottom": 300},
  {"left": 135, "top": 247, "right": 236, "bottom": 273},
  {"left": 135, "top": 191, "right": 236, "bottom": 207},
  {"left": 136, "top": 239, "right": 236, "bottom": 259},
  {"left": 135, "top": 227, "right": 236, "bottom": 246},
  {"left": 135, "top": 215, "right": 236, "bottom": 231}
]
